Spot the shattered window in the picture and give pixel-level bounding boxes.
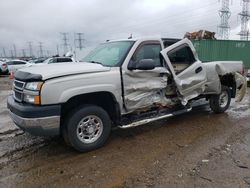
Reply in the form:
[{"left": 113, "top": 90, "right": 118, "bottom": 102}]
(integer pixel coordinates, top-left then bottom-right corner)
[
  {"left": 168, "top": 46, "right": 195, "bottom": 64},
  {"left": 167, "top": 46, "right": 196, "bottom": 74}
]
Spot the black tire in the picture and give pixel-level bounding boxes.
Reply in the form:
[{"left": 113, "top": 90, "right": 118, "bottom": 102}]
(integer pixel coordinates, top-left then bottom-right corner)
[
  {"left": 64, "top": 105, "right": 111, "bottom": 152},
  {"left": 209, "top": 86, "right": 231, "bottom": 113}
]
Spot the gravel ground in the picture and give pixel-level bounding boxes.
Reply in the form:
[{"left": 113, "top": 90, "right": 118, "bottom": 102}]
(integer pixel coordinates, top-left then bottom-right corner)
[{"left": 0, "top": 76, "right": 250, "bottom": 188}]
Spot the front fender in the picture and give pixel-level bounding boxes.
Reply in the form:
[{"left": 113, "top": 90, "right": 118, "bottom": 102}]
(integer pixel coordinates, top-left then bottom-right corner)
[{"left": 59, "top": 84, "right": 121, "bottom": 103}]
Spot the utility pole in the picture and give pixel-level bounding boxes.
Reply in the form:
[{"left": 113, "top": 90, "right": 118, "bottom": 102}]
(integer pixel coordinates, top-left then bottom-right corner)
[
  {"left": 28, "top": 42, "right": 33, "bottom": 57},
  {"left": 75, "top": 33, "right": 85, "bottom": 50},
  {"left": 13, "top": 44, "right": 17, "bottom": 58},
  {"left": 238, "top": 0, "right": 250, "bottom": 40},
  {"left": 21, "top": 49, "right": 26, "bottom": 57},
  {"left": 218, "top": 0, "right": 232, "bottom": 39},
  {"left": 56, "top": 44, "right": 59, "bottom": 56},
  {"left": 2, "top": 48, "right": 6, "bottom": 57},
  {"left": 47, "top": 50, "right": 50, "bottom": 57},
  {"left": 61, "top": 32, "right": 69, "bottom": 55},
  {"left": 10, "top": 50, "right": 14, "bottom": 58},
  {"left": 38, "top": 42, "right": 43, "bottom": 57}
]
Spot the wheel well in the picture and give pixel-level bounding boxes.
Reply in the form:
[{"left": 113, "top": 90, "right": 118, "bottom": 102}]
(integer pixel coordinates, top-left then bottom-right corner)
[
  {"left": 220, "top": 73, "right": 236, "bottom": 98},
  {"left": 61, "top": 92, "right": 121, "bottom": 126}
]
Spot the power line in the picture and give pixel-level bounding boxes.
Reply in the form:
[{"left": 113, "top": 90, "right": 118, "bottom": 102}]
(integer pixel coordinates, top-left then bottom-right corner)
[
  {"left": 104, "top": 4, "right": 221, "bottom": 39},
  {"left": 103, "top": 0, "right": 219, "bottom": 37},
  {"left": 105, "top": 10, "right": 220, "bottom": 39}
]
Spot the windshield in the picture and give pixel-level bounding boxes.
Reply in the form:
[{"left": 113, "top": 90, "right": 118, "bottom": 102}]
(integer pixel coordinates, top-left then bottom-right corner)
[{"left": 81, "top": 41, "right": 134, "bottom": 67}]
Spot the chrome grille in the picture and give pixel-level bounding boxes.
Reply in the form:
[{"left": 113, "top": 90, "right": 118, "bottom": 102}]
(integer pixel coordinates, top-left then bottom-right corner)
[{"left": 13, "top": 80, "right": 25, "bottom": 102}]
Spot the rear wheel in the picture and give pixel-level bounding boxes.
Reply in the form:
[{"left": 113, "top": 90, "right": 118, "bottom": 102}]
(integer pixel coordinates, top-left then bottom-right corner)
[
  {"left": 64, "top": 105, "right": 111, "bottom": 152},
  {"left": 209, "top": 86, "right": 231, "bottom": 113}
]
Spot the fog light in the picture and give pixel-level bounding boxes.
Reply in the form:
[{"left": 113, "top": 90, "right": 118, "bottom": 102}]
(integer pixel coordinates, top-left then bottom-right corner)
[{"left": 23, "top": 94, "right": 40, "bottom": 105}]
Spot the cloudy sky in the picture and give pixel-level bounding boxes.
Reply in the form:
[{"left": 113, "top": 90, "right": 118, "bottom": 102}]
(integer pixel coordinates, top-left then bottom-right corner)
[{"left": 0, "top": 0, "right": 247, "bottom": 58}]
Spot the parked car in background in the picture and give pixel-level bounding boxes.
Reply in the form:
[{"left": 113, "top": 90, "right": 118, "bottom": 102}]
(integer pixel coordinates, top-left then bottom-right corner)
[
  {"left": 31, "top": 57, "right": 76, "bottom": 66},
  {"left": 0, "top": 58, "right": 8, "bottom": 62},
  {"left": 247, "top": 72, "right": 250, "bottom": 87},
  {"left": 28, "top": 58, "right": 47, "bottom": 64},
  {"left": 0, "top": 61, "right": 8, "bottom": 75},
  {"left": 6, "top": 60, "right": 31, "bottom": 73}
]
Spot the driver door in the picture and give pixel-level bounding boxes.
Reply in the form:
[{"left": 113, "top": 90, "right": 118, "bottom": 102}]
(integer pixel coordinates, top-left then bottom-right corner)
[
  {"left": 160, "top": 39, "right": 207, "bottom": 102},
  {"left": 123, "top": 41, "right": 169, "bottom": 112}
]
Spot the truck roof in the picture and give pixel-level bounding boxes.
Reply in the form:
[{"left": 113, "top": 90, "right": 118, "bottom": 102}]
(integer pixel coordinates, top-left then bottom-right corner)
[{"left": 107, "top": 37, "right": 181, "bottom": 47}]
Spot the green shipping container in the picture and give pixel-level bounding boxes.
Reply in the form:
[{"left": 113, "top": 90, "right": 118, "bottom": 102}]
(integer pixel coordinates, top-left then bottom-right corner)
[{"left": 191, "top": 40, "right": 250, "bottom": 68}]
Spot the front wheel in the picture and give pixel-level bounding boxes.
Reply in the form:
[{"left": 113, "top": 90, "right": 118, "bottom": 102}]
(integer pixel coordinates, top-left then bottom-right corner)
[
  {"left": 209, "top": 86, "right": 231, "bottom": 113},
  {"left": 64, "top": 105, "right": 111, "bottom": 152}
]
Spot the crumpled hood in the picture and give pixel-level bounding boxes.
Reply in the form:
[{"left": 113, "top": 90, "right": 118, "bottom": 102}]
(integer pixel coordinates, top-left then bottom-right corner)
[{"left": 15, "top": 62, "right": 111, "bottom": 81}]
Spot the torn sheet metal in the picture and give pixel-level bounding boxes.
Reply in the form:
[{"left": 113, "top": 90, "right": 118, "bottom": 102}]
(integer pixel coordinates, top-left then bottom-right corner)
[
  {"left": 125, "top": 90, "right": 177, "bottom": 111},
  {"left": 203, "top": 61, "right": 246, "bottom": 101},
  {"left": 203, "top": 62, "right": 221, "bottom": 94},
  {"left": 235, "top": 72, "right": 247, "bottom": 102},
  {"left": 123, "top": 67, "right": 176, "bottom": 112}
]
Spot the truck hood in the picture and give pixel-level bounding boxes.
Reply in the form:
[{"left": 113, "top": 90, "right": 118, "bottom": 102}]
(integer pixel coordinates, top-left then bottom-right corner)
[{"left": 14, "top": 62, "right": 111, "bottom": 81}]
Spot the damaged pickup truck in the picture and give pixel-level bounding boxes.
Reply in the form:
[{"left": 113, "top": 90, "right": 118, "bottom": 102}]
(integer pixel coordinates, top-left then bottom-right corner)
[{"left": 7, "top": 38, "right": 247, "bottom": 152}]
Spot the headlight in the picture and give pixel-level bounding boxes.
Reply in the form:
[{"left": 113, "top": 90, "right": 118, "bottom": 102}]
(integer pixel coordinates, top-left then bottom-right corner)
[
  {"left": 23, "top": 82, "right": 43, "bottom": 105},
  {"left": 25, "top": 82, "right": 43, "bottom": 91}
]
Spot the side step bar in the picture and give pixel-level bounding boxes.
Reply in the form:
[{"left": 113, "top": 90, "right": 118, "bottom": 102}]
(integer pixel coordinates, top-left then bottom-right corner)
[{"left": 118, "top": 106, "right": 192, "bottom": 129}]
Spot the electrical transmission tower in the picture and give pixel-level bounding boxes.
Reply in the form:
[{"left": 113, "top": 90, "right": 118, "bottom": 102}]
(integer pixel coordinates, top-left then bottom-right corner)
[
  {"left": 218, "top": 0, "right": 231, "bottom": 39},
  {"left": 21, "top": 49, "right": 26, "bottom": 57},
  {"left": 61, "top": 32, "right": 69, "bottom": 54},
  {"left": 13, "top": 44, "right": 17, "bottom": 58},
  {"left": 2, "top": 48, "right": 6, "bottom": 57},
  {"left": 75, "top": 33, "right": 85, "bottom": 50},
  {"left": 10, "top": 50, "right": 14, "bottom": 58},
  {"left": 238, "top": 0, "right": 250, "bottom": 40},
  {"left": 28, "top": 42, "right": 33, "bottom": 57},
  {"left": 38, "top": 42, "right": 43, "bottom": 57}
]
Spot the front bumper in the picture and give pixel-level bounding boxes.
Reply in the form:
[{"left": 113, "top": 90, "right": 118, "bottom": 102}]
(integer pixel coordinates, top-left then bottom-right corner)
[{"left": 7, "top": 96, "right": 61, "bottom": 136}]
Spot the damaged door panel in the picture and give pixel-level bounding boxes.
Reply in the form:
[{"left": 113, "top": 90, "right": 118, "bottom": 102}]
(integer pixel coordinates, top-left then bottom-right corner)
[
  {"left": 160, "top": 39, "right": 207, "bottom": 102},
  {"left": 123, "top": 67, "right": 171, "bottom": 112},
  {"left": 123, "top": 41, "right": 175, "bottom": 112}
]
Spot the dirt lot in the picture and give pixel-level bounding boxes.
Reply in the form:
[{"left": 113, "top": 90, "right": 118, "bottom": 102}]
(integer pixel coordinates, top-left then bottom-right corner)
[{"left": 0, "top": 76, "right": 250, "bottom": 188}]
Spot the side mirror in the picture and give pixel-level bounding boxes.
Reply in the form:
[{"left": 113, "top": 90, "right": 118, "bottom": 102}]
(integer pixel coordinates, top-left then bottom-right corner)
[{"left": 128, "top": 59, "right": 156, "bottom": 70}]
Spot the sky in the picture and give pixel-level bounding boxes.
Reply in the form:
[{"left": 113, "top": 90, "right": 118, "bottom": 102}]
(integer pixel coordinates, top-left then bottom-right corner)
[{"left": 0, "top": 0, "right": 248, "bottom": 58}]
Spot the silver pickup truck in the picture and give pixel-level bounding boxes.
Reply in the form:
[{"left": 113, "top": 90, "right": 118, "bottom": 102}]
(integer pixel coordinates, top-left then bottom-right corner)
[{"left": 7, "top": 38, "right": 246, "bottom": 152}]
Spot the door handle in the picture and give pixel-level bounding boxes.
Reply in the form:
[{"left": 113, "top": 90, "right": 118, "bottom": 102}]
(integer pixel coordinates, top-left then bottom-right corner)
[{"left": 195, "top": 66, "right": 202, "bottom": 74}]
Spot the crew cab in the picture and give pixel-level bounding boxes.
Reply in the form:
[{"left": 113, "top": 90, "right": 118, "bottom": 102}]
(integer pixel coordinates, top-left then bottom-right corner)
[{"left": 7, "top": 38, "right": 246, "bottom": 152}]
